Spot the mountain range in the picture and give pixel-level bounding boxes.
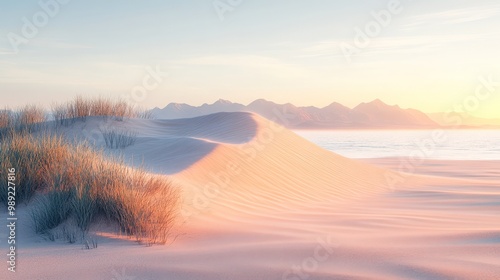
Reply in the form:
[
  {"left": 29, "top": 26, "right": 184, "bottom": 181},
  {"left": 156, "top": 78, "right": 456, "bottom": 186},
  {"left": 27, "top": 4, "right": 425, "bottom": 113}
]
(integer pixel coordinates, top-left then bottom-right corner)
[{"left": 151, "top": 99, "right": 444, "bottom": 129}]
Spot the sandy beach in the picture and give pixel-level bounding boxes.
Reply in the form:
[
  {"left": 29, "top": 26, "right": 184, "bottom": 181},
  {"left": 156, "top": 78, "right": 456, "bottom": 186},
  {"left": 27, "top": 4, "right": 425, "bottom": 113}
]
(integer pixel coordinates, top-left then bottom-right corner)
[{"left": 2, "top": 112, "right": 499, "bottom": 280}]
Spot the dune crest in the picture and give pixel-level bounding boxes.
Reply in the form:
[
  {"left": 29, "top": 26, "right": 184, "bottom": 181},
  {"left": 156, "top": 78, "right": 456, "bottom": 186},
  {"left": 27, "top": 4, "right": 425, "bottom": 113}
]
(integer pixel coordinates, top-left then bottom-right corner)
[
  {"left": 170, "top": 113, "right": 395, "bottom": 220},
  {"left": 60, "top": 112, "right": 396, "bottom": 222},
  {"left": 5, "top": 112, "right": 499, "bottom": 280}
]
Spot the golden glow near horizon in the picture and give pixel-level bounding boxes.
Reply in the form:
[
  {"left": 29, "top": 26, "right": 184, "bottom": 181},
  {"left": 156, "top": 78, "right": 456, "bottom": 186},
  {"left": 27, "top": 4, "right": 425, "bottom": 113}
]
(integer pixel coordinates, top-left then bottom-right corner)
[{"left": 0, "top": 1, "right": 499, "bottom": 119}]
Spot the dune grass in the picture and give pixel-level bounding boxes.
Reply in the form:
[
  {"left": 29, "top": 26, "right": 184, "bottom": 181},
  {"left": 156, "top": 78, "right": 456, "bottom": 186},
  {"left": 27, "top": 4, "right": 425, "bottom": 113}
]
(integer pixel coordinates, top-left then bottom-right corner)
[
  {"left": 101, "top": 128, "right": 138, "bottom": 149},
  {"left": 1, "top": 131, "right": 179, "bottom": 245},
  {"left": 0, "top": 97, "right": 175, "bottom": 245},
  {"left": 0, "top": 105, "right": 47, "bottom": 137},
  {"left": 0, "top": 131, "right": 66, "bottom": 203},
  {"left": 0, "top": 110, "right": 11, "bottom": 139},
  {"left": 0, "top": 109, "right": 11, "bottom": 128},
  {"left": 52, "top": 96, "right": 152, "bottom": 126},
  {"left": 31, "top": 190, "right": 72, "bottom": 234},
  {"left": 2, "top": 96, "right": 152, "bottom": 133},
  {"left": 16, "top": 105, "right": 47, "bottom": 132}
]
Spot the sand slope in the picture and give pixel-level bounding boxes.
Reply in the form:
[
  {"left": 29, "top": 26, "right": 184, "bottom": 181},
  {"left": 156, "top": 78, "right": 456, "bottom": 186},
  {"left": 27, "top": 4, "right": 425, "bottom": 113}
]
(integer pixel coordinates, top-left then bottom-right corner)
[{"left": 2, "top": 112, "right": 499, "bottom": 280}]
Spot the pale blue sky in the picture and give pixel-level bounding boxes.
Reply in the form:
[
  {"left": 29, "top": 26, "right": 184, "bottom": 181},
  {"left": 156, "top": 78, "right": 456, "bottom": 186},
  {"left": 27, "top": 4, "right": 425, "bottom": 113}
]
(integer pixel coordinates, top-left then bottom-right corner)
[{"left": 1, "top": 0, "right": 500, "bottom": 117}]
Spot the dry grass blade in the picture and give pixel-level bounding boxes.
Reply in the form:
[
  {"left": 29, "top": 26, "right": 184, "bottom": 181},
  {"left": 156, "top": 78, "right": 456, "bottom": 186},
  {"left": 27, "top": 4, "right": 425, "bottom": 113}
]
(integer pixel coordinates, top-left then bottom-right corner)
[{"left": 0, "top": 131, "right": 179, "bottom": 245}]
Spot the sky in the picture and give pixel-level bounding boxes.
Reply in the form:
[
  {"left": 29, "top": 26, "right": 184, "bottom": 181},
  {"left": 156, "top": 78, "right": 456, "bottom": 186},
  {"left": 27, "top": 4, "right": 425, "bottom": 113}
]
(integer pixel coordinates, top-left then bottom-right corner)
[{"left": 1, "top": 0, "right": 500, "bottom": 118}]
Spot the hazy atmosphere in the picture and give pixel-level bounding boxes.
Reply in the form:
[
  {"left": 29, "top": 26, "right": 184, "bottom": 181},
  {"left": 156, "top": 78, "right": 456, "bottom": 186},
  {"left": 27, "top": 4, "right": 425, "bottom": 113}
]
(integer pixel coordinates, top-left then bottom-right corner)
[
  {"left": 1, "top": 1, "right": 500, "bottom": 280},
  {"left": 1, "top": 0, "right": 500, "bottom": 117}
]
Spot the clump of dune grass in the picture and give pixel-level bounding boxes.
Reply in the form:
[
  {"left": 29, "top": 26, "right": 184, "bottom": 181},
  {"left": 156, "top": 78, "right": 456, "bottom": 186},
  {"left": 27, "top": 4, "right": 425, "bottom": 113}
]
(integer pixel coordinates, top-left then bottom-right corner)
[
  {"left": 52, "top": 96, "right": 152, "bottom": 127},
  {"left": 31, "top": 190, "right": 72, "bottom": 234},
  {"left": 101, "top": 128, "right": 138, "bottom": 149},
  {"left": 0, "top": 132, "right": 179, "bottom": 245},
  {"left": 0, "top": 110, "right": 12, "bottom": 138},
  {"left": 0, "top": 105, "right": 47, "bottom": 138},
  {"left": 83, "top": 236, "right": 98, "bottom": 250},
  {"left": 136, "top": 110, "right": 154, "bottom": 120},
  {"left": 0, "top": 109, "right": 12, "bottom": 128},
  {"left": 15, "top": 105, "right": 47, "bottom": 132},
  {"left": 0, "top": 132, "right": 68, "bottom": 203}
]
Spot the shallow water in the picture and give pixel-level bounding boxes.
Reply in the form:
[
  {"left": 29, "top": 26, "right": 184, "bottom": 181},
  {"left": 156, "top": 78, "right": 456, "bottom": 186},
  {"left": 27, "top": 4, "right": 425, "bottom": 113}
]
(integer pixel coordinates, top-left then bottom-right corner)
[{"left": 295, "top": 129, "right": 500, "bottom": 160}]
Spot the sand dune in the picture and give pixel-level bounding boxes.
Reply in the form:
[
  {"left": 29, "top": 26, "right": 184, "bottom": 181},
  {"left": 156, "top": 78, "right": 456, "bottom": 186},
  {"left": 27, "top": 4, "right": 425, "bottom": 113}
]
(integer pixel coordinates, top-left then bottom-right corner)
[{"left": 2, "top": 112, "right": 499, "bottom": 280}]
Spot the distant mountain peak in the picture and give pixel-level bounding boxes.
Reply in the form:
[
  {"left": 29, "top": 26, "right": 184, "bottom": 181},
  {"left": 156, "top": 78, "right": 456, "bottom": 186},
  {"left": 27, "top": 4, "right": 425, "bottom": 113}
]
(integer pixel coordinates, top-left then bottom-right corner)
[
  {"left": 324, "top": 102, "right": 349, "bottom": 109},
  {"left": 354, "top": 99, "right": 396, "bottom": 110},
  {"left": 249, "top": 98, "right": 271, "bottom": 105},
  {"left": 152, "top": 98, "right": 440, "bottom": 129},
  {"left": 165, "top": 102, "right": 190, "bottom": 110},
  {"left": 214, "top": 99, "right": 233, "bottom": 105},
  {"left": 368, "top": 99, "right": 386, "bottom": 106}
]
